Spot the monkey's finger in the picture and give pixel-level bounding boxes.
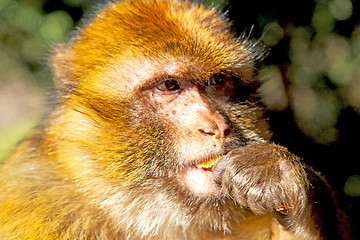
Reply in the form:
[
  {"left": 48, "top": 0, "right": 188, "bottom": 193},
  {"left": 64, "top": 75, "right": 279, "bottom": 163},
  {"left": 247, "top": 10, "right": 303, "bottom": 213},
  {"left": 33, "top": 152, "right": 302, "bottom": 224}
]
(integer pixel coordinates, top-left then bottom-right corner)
[{"left": 212, "top": 156, "right": 227, "bottom": 185}]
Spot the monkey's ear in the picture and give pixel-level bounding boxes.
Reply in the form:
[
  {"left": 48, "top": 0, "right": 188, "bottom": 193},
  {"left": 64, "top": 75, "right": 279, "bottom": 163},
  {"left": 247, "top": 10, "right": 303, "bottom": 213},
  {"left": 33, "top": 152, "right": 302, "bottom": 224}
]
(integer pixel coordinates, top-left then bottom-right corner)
[{"left": 49, "top": 44, "right": 76, "bottom": 95}]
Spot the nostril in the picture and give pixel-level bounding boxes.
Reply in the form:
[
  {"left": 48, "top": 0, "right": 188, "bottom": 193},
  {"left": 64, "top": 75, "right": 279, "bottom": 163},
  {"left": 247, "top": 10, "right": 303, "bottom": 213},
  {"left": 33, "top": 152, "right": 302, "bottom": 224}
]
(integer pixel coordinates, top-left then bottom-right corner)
[
  {"left": 199, "top": 127, "right": 230, "bottom": 138},
  {"left": 199, "top": 129, "right": 216, "bottom": 136},
  {"left": 224, "top": 128, "right": 231, "bottom": 137}
]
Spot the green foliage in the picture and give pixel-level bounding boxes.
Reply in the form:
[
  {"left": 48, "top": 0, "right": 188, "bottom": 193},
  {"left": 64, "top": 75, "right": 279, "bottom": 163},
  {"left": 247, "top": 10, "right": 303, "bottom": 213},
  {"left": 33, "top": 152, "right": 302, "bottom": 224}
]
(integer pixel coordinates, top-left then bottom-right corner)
[
  {"left": 0, "top": 115, "right": 40, "bottom": 160},
  {"left": 0, "top": 0, "right": 91, "bottom": 163},
  {"left": 344, "top": 175, "right": 360, "bottom": 197},
  {"left": 260, "top": 0, "right": 360, "bottom": 145},
  {"left": 0, "top": 0, "right": 81, "bottom": 86}
]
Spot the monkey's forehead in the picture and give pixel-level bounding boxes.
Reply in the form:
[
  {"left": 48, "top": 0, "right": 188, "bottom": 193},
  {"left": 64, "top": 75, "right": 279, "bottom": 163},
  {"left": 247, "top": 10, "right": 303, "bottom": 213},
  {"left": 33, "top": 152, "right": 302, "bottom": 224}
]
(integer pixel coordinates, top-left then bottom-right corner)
[
  {"left": 97, "top": 56, "right": 252, "bottom": 93},
  {"left": 52, "top": 0, "right": 262, "bottom": 86}
]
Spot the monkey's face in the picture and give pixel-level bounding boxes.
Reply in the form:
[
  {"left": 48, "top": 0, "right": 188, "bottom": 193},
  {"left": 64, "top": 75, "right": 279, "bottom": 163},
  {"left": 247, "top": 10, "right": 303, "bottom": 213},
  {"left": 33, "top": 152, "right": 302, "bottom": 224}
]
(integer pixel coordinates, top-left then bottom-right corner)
[
  {"left": 152, "top": 79, "right": 230, "bottom": 195},
  {"left": 119, "top": 58, "right": 271, "bottom": 196}
]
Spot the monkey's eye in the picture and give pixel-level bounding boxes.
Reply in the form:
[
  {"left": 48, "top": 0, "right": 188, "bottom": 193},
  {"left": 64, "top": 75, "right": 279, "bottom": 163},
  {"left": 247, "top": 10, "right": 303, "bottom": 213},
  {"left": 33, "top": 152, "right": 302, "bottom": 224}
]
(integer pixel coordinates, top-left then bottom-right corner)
[
  {"left": 213, "top": 73, "right": 225, "bottom": 85},
  {"left": 156, "top": 80, "right": 181, "bottom": 91}
]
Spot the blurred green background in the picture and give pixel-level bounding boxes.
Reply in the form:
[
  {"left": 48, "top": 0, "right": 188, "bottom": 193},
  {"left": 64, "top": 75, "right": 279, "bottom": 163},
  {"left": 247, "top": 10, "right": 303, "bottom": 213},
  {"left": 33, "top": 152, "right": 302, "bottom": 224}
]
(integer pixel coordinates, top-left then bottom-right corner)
[
  {"left": 0, "top": 0, "right": 92, "bottom": 159},
  {"left": 0, "top": 0, "right": 359, "bottom": 237}
]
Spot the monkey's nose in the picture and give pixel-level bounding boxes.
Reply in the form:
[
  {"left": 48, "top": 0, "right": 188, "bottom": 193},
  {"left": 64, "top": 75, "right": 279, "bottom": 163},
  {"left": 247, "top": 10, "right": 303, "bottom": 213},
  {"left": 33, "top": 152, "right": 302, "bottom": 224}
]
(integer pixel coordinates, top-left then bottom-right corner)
[{"left": 198, "top": 119, "right": 230, "bottom": 139}]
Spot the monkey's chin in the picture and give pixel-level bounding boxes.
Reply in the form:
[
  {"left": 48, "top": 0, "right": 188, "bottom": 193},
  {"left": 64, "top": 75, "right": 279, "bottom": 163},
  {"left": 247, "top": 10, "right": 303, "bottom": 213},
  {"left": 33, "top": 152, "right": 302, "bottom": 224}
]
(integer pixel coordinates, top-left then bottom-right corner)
[{"left": 178, "top": 167, "right": 219, "bottom": 196}]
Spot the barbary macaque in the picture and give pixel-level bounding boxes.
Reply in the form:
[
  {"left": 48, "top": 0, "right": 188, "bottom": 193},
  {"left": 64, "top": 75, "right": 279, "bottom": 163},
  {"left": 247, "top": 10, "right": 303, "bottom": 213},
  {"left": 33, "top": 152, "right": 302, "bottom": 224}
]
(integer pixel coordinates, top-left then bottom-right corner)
[{"left": 0, "top": 0, "right": 350, "bottom": 239}]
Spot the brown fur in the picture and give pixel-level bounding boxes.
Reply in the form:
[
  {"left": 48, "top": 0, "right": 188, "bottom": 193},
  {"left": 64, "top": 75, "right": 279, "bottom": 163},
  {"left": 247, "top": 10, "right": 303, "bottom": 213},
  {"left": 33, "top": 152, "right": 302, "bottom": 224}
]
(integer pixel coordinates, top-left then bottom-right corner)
[{"left": 0, "top": 0, "right": 349, "bottom": 239}]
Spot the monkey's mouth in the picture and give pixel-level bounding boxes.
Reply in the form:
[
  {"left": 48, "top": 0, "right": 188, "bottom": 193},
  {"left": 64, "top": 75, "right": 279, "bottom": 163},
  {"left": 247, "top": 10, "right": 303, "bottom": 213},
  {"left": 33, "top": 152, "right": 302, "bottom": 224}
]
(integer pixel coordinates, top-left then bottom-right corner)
[
  {"left": 196, "top": 155, "right": 223, "bottom": 169},
  {"left": 178, "top": 155, "right": 224, "bottom": 196}
]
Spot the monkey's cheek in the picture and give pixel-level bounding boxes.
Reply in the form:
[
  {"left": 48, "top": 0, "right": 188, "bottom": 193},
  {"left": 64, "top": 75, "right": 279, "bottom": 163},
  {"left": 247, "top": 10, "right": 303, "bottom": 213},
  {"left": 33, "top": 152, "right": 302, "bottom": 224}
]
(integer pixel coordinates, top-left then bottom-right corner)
[{"left": 178, "top": 168, "right": 219, "bottom": 196}]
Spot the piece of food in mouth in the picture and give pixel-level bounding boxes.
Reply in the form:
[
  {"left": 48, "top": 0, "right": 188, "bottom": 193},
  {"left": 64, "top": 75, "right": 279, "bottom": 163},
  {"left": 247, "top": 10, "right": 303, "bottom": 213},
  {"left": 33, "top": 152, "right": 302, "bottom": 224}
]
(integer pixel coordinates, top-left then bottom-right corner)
[{"left": 196, "top": 155, "right": 224, "bottom": 169}]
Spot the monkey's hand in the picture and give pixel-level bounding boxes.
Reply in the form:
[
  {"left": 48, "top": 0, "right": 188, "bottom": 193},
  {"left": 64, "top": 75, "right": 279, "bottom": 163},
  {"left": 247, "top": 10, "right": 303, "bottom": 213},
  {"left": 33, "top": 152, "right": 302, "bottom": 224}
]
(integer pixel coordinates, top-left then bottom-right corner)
[{"left": 213, "top": 143, "right": 310, "bottom": 229}]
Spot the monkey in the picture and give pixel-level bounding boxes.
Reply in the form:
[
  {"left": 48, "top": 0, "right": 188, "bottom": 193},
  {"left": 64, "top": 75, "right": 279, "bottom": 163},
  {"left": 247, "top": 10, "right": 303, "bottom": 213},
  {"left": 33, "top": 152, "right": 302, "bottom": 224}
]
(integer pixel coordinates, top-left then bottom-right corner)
[{"left": 0, "top": 0, "right": 350, "bottom": 239}]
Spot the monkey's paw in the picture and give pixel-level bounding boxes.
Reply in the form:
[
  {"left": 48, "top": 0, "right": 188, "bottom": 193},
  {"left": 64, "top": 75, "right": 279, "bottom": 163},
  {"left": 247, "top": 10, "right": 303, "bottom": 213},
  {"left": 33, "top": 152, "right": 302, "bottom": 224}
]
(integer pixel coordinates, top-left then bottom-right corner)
[{"left": 213, "top": 143, "right": 309, "bottom": 227}]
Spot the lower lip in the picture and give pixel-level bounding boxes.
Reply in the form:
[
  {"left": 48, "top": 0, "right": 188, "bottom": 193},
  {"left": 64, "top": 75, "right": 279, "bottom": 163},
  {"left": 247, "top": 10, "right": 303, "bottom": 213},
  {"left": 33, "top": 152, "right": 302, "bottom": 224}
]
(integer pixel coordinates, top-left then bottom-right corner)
[{"left": 178, "top": 167, "right": 219, "bottom": 195}]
